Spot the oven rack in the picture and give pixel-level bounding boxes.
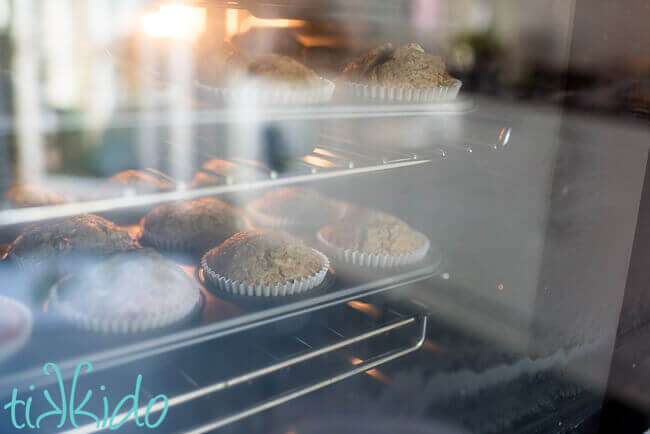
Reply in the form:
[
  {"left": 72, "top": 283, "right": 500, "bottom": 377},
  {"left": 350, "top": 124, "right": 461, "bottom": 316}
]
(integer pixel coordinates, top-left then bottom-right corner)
[
  {"left": 0, "top": 254, "right": 441, "bottom": 394},
  {"left": 0, "top": 64, "right": 475, "bottom": 135},
  {"left": 6, "top": 297, "right": 428, "bottom": 433},
  {"left": 0, "top": 115, "right": 511, "bottom": 227},
  {"left": 0, "top": 102, "right": 477, "bottom": 136},
  {"left": 0, "top": 157, "right": 432, "bottom": 227}
]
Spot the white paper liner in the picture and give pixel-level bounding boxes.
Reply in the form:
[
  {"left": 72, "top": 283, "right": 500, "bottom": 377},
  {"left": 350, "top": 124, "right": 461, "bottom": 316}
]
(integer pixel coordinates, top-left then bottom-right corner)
[
  {"left": 49, "top": 279, "right": 201, "bottom": 334},
  {"left": 0, "top": 296, "right": 33, "bottom": 363},
  {"left": 341, "top": 79, "right": 461, "bottom": 103},
  {"left": 195, "top": 77, "right": 335, "bottom": 105},
  {"left": 317, "top": 229, "right": 430, "bottom": 268},
  {"left": 201, "top": 249, "right": 329, "bottom": 297},
  {"left": 140, "top": 229, "right": 194, "bottom": 252}
]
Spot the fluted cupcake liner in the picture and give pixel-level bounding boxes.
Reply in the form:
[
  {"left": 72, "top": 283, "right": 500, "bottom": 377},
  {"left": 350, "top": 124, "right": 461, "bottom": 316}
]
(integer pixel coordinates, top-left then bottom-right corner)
[
  {"left": 200, "top": 249, "right": 329, "bottom": 297},
  {"left": 341, "top": 79, "right": 461, "bottom": 103},
  {"left": 0, "top": 296, "right": 33, "bottom": 363},
  {"left": 316, "top": 229, "right": 430, "bottom": 268},
  {"left": 139, "top": 229, "right": 195, "bottom": 253},
  {"left": 49, "top": 279, "right": 202, "bottom": 334},
  {"left": 194, "top": 78, "right": 335, "bottom": 105}
]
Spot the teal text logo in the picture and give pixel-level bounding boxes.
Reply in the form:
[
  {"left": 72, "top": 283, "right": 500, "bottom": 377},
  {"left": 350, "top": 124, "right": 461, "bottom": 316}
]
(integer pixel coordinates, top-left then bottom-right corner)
[{"left": 3, "top": 362, "right": 168, "bottom": 430}]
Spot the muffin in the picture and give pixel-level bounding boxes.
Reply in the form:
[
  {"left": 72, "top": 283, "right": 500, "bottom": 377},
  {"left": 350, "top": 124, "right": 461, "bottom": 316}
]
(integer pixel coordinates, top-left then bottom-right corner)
[
  {"left": 199, "top": 52, "right": 335, "bottom": 104},
  {"left": 201, "top": 230, "right": 329, "bottom": 296},
  {"left": 228, "top": 53, "right": 323, "bottom": 89},
  {"left": 49, "top": 249, "right": 201, "bottom": 334},
  {"left": 341, "top": 42, "right": 460, "bottom": 102},
  {"left": 140, "top": 198, "right": 248, "bottom": 255},
  {"left": 246, "top": 187, "right": 347, "bottom": 235},
  {"left": 4, "top": 185, "right": 68, "bottom": 208},
  {"left": 317, "top": 208, "right": 430, "bottom": 267},
  {"left": 109, "top": 169, "right": 175, "bottom": 194},
  {"left": 190, "top": 159, "right": 266, "bottom": 188},
  {"left": 7, "top": 214, "right": 136, "bottom": 266}
]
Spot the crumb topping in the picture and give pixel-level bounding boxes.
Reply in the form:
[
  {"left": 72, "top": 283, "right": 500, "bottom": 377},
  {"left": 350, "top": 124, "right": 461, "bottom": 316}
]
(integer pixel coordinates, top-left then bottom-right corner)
[
  {"left": 342, "top": 42, "right": 454, "bottom": 88},
  {"left": 321, "top": 208, "right": 422, "bottom": 255}
]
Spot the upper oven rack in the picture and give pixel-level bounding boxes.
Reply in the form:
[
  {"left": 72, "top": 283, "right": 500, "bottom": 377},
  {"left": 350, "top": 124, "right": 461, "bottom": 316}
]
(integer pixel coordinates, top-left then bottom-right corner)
[{"left": 0, "top": 113, "right": 512, "bottom": 227}]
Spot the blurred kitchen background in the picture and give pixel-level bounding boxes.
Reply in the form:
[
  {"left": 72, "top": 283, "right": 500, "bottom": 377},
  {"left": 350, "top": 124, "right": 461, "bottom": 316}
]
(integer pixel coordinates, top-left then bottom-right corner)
[{"left": 0, "top": 0, "right": 648, "bottom": 189}]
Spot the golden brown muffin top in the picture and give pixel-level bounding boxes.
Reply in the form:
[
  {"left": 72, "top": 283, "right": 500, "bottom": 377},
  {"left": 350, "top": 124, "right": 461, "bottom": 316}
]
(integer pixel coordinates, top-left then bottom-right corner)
[
  {"left": 109, "top": 170, "right": 175, "bottom": 193},
  {"left": 228, "top": 53, "right": 323, "bottom": 89},
  {"left": 5, "top": 185, "right": 68, "bottom": 208},
  {"left": 341, "top": 42, "right": 454, "bottom": 88},
  {"left": 58, "top": 249, "right": 198, "bottom": 318},
  {"left": 204, "top": 230, "right": 322, "bottom": 285},
  {"left": 320, "top": 208, "right": 422, "bottom": 255},
  {"left": 142, "top": 198, "right": 248, "bottom": 251},
  {"left": 8, "top": 214, "right": 136, "bottom": 261}
]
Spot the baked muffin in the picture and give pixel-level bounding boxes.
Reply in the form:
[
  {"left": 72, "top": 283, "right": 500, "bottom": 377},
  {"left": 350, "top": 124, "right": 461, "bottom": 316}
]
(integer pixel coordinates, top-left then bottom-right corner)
[
  {"left": 5, "top": 185, "right": 68, "bottom": 208},
  {"left": 340, "top": 42, "right": 394, "bottom": 84},
  {"left": 317, "top": 208, "right": 430, "bottom": 267},
  {"left": 229, "top": 53, "right": 323, "bottom": 89},
  {"left": 141, "top": 198, "right": 248, "bottom": 254},
  {"left": 8, "top": 214, "right": 136, "bottom": 265},
  {"left": 50, "top": 249, "right": 201, "bottom": 334},
  {"left": 246, "top": 187, "right": 346, "bottom": 235},
  {"left": 190, "top": 159, "right": 265, "bottom": 188},
  {"left": 341, "top": 42, "right": 455, "bottom": 88},
  {"left": 201, "top": 230, "right": 328, "bottom": 296},
  {"left": 109, "top": 169, "right": 175, "bottom": 193}
]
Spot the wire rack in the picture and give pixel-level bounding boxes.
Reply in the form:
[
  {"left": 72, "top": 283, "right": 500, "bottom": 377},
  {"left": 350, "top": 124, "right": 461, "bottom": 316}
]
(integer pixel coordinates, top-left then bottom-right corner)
[
  {"left": 8, "top": 298, "right": 428, "bottom": 433},
  {"left": 0, "top": 110, "right": 511, "bottom": 227}
]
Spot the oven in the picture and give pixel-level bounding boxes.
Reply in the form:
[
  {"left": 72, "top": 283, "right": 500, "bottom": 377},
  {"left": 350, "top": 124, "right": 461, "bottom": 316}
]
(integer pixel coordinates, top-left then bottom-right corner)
[{"left": 0, "top": 1, "right": 649, "bottom": 433}]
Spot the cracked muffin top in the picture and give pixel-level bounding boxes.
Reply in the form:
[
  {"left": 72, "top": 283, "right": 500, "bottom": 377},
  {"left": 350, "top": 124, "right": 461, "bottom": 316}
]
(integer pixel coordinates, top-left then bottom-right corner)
[
  {"left": 319, "top": 208, "right": 423, "bottom": 255},
  {"left": 203, "top": 230, "right": 323, "bottom": 285},
  {"left": 228, "top": 53, "right": 323, "bottom": 89},
  {"left": 341, "top": 42, "right": 454, "bottom": 88},
  {"left": 247, "top": 187, "right": 345, "bottom": 226},
  {"left": 8, "top": 214, "right": 136, "bottom": 262},
  {"left": 142, "top": 198, "right": 248, "bottom": 252},
  {"left": 5, "top": 185, "right": 68, "bottom": 208},
  {"left": 109, "top": 170, "right": 175, "bottom": 193},
  {"left": 190, "top": 159, "right": 265, "bottom": 188}
]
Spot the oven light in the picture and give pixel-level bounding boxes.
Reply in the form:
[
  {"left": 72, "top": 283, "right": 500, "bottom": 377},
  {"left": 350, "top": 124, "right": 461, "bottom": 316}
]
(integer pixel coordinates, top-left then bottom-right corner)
[{"left": 142, "top": 4, "right": 206, "bottom": 41}]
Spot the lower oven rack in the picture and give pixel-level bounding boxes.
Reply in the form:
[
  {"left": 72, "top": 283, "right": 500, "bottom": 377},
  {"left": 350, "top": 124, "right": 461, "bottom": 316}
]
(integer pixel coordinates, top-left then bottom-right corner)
[
  {"left": 32, "top": 303, "right": 427, "bottom": 433},
  {"left": 0, "top": 257, "right": 441, "bottom": 393}
]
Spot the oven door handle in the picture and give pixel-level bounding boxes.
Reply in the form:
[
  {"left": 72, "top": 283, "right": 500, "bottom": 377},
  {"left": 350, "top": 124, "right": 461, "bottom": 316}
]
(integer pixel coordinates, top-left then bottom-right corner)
[{"left": 184, "top": 315, "right": 428, "bottom": 434}]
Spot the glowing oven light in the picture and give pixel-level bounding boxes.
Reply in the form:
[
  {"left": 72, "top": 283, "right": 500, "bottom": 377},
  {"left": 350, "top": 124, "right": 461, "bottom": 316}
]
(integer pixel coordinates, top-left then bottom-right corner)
[
  {"left": 143, "top": 4, "right": 206, "bottom": 41},
  {"left": 224, "top": 8, "right": 305, "bottom": 40},
  {"left": 225, "top": 8, "right": 239, "bottom": 41}
]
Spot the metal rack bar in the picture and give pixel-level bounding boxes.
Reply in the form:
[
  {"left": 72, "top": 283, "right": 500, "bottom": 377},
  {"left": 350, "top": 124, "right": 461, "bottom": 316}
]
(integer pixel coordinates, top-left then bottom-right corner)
[
  {"left": 64, "top": 316, "right": 427, "bottom": 434},
  {"left": 0, "top": 258, "right": 440, "bottom": 392},
  {"left": 184, "top": 316, "right": 427, "bottom": 434},
  {"left": 0, "top": 101, "right": 475, "bottom": 135},
  {"left": 0, "top": 159, "right": 433, "bottom": 226}
]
